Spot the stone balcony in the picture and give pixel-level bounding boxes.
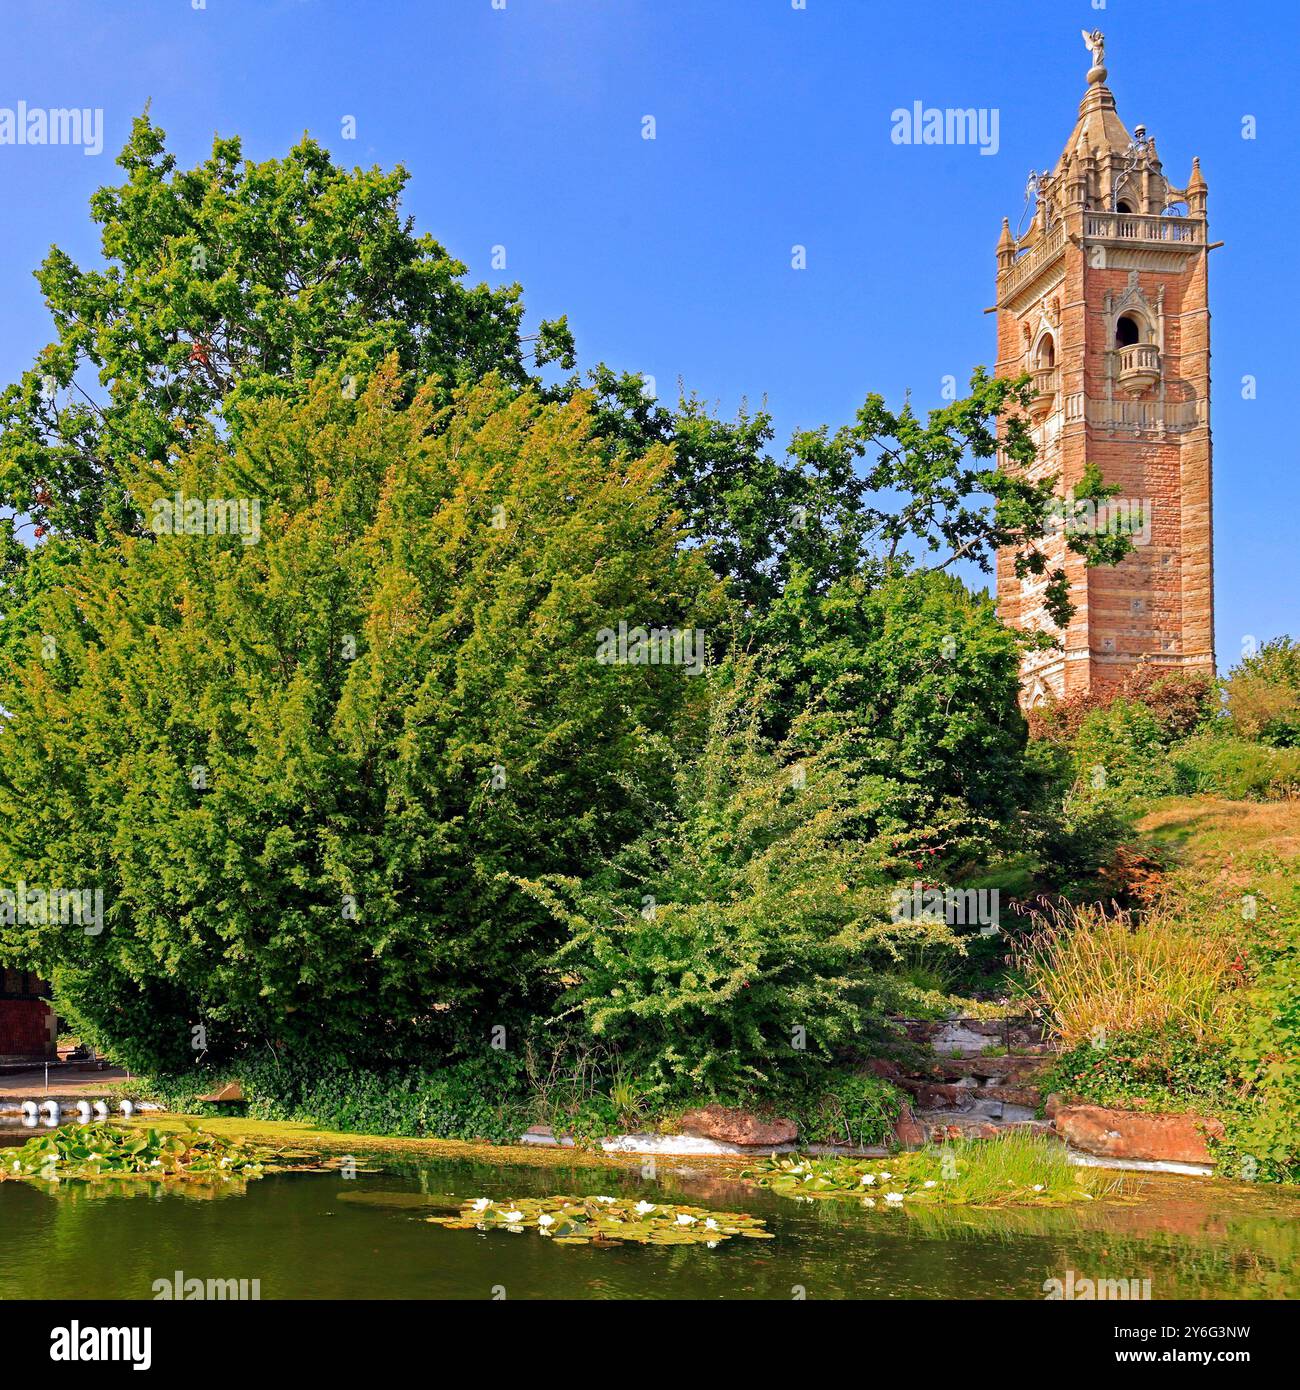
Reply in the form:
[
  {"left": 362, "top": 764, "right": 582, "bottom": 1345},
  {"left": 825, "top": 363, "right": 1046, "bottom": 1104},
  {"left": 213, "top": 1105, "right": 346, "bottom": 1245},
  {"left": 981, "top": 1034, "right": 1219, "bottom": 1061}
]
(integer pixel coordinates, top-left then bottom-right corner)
[
  {"left": 1028, "top": 366, "right": 1060, "bottom": 419},
  {"left": 1083, "top": 211, "right": 1203, "bottom": 245},
  {"left": 1117, "top": 343, "right": 1161, "bottom": 394}
]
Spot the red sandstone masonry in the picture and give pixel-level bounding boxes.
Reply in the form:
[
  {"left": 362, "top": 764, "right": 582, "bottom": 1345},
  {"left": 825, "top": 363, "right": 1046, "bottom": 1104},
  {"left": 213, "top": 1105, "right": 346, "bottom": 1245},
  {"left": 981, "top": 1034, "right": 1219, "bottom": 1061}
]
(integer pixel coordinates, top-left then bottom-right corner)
[{"left": 993, "top": 61, "right": 1214, "bottom": 704}]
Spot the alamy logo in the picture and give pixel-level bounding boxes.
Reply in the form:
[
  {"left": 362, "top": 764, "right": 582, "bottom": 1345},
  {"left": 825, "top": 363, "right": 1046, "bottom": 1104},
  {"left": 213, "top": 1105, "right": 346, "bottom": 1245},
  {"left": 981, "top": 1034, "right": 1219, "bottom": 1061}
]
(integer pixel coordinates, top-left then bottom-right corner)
[
  {"left": 152, "top": 1269, "right": 261, "bottom": 1300},
  {"left": 1, "top": 102, "right": 103, "bottom": 155},
  {"left": 1043, "top": 1270, "right": 1152, "bottom": 1300},
  {"left": 151, "top": 491, "right": 262, "bottom": 546},
  {"left": 891, "top": 882, "right": 1000, "bottom": 933},
  {"left": 0, "top": 882, "right": 103, "bottom": 936},
  {"left": 890, "top": 102, "right": 1000, "bottom": 156},
  {"left": 596, "top": 621, "right": 707, "bottom": 676},
  {"left": 1048, "top": 495, "right": 1152, "bottom": 546},
  {"left": 49, "top": 1323, "right": 151, "bottom": 1370}
]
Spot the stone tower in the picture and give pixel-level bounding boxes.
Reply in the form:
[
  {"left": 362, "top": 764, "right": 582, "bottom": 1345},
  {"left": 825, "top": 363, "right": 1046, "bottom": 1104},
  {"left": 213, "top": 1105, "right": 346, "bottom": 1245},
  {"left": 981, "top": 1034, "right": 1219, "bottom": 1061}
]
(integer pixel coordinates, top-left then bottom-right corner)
[{"left": 993, "top": 32, "right": 1215, "bottom": 705}]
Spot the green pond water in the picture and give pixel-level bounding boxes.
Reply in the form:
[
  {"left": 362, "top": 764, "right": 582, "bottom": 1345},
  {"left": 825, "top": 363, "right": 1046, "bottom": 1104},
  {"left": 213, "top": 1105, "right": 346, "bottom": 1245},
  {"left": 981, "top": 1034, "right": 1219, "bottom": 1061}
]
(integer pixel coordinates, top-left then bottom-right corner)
[{"left": 2, "top": 1128, "right": 1297, "bottom": 1300}]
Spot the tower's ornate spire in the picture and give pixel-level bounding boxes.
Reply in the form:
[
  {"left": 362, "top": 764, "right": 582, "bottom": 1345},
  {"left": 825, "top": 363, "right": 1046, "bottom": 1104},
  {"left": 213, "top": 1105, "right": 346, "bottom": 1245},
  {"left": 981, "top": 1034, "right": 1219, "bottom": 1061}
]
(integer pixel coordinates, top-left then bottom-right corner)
[
  {"left": 996, "top": 216, "right": 1016, "bottom": 269},
  {"left": 1187, "top": 156, "right": 1208, "bottom": 214}
]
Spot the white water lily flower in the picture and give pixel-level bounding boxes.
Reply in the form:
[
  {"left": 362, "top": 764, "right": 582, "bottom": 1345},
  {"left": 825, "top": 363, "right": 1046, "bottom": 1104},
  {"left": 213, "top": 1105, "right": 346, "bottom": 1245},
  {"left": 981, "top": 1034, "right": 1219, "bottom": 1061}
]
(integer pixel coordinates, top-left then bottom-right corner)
[
  {"left": 501, "top": 1210, "right": 524, "bottom": 1222},
  {"left": 862, "top": 1197, "right": 876, "bottom": 1208},
  {"left": 878, "top": 1171, "right": 893, "bottom": 1180},
  {"left": 471, "top": 1198, "right": 492, "bottom": 1211},
  {"left": 676, "top": 1213, "right": 696, "bottom": 1225},
  {"left": 537, "top": 1213, "right": 555, "bottom": 1226},
  {"left": 885, "top": 1192, "right": 905, "bottom": 1204},
  {"left": 634, "top": 1200, "right": 656, "bottom": 1215},
  {"left": 859, "top": 1173, "right": 876, "bottom": 1185},
  {"left": 595, "top": 1195, "right": 616, "bottom": 1203},
  {"left": 923, "top": 1180, "right": 937, "bottom": 1188},
  {"left": 506, "top": 1224, "right": 525, "bottom": 1233},
  {"left": 706, "top": 1240, "right": 719, "bottom": 1249},
  {"left": 704, "top": 1218, "right": 718, "bottom": 1230}
]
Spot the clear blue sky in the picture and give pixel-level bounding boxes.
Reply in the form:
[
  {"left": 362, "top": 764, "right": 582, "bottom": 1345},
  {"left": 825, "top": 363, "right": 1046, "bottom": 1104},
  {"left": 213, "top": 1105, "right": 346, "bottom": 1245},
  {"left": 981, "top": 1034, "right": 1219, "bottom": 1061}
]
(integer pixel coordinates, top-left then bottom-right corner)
[{"left": 2, "top": 0, "right": 1296, "bottom": 669}]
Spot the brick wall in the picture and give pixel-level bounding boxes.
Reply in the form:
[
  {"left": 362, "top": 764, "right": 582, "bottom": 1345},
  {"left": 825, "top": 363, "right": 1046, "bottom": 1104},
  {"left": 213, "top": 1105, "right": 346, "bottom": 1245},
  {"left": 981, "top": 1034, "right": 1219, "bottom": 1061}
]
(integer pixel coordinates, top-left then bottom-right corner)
[{"left": 0, "top": 998, "right": 56, "bottom": 1060}]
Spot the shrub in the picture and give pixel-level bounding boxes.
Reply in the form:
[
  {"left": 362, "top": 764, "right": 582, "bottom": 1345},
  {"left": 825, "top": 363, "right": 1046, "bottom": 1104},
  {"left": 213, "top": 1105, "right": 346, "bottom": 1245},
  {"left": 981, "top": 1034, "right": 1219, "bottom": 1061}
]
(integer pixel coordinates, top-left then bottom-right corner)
[
  {"left": 1171, "top": 734, "right": 1300, "bottom": 801},
  {"left": 522, "top": 664, "right": 967, "bottom": 1100},
  {"left": 1027, "top": 666, "right": 1216, "bottom": 746},
  {"left": 783, "top": 1070, "right": 903, "bottom": 1149},
  {"left": 1014, "top": 899, "right": 1244, "bottom": 1048},
  {"left": 240, "top": 1052, "right": 534, "bottom": 1146},
  {"left": 0, "top": 366, "right": 723, "bottom": 1072},
  {"left": 1224, "top": 637, "right": 1300, "bottom": 748},
  {"left": 1024, "top": 781, "right": 1130, "bottom": 894},
  {"left": 1045, "top": 1026, "right": 1242, "bottom": 1115},
  {"left": 1071, "top": 699, "right": 1176, "bottom": 804},
  {"left": 1219, "top": 896, "right": 1300, "bottom": 1183}
]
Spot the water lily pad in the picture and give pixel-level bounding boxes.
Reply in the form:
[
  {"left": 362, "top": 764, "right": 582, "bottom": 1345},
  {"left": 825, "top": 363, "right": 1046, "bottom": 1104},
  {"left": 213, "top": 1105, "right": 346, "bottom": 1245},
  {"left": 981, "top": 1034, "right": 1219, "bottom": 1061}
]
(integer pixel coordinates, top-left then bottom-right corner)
[
  {"left": 427, "top": 1195, "right": 772, "bottom": 1247},
  {"left": 742, "top": 1143, "right": 1111, "bottom": 1208},
  {"left": 0, "top": 1123, "right": 330, "bottom": 1186}
]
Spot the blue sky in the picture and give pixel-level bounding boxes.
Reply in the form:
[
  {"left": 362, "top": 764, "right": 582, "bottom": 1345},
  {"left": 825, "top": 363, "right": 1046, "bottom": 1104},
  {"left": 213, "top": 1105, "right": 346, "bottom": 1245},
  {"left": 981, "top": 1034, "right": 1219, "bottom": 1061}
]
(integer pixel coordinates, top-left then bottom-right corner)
[{"left": 1, "top": 0, "right": 1296, "bottom": 668}]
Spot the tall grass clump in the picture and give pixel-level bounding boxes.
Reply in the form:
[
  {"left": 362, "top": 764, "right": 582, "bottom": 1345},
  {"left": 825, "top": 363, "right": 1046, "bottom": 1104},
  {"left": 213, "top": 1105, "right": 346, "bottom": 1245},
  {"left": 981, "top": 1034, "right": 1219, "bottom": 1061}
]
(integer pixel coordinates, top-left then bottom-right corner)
[{"left": 1014, "top": 899, "right": 1243, "bottom": 1047}]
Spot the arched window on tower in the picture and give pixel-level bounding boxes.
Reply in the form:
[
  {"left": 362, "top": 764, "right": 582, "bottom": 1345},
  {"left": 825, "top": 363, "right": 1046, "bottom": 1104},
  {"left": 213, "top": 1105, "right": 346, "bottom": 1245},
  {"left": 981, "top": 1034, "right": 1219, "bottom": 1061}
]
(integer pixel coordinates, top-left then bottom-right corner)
[
  {"left": 1035, "top": 333, "right": 1056, "bottom": 368},
  {"left": 1115, "top": 313, "right": 1143, "bottom": 347},
  {"left": 1116, "top": 199, "right": 1134, "bottom": 214}
]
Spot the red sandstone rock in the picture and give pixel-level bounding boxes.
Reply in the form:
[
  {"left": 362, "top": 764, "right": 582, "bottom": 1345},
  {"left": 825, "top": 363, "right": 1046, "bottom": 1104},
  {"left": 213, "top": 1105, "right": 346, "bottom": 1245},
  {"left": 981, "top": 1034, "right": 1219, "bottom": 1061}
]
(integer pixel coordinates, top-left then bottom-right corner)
[
  {"left": 980, "top": 1085, "right": 1042, "bottom": 1108},
  {"left": 862, "top": 1058, "right": 903, "bottom": 1082},
  {"left": 892, "top": 1102, "right": 926, "bottom": 1150},
  {"left": 1053, "top": 1104, "right": 1223, "bottom": 1164},
  {"left": 677, "top": 1105, "right": 796, "bottom": 1147},
  {"left": 198, "top": 1080, "right": 243, "bottom": 1103}
]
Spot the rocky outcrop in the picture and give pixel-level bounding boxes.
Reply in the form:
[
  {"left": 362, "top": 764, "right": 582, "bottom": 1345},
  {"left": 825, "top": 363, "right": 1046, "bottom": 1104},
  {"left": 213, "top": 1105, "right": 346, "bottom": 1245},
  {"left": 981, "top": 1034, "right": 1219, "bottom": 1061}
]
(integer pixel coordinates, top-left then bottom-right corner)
[
  {"left": 677, "top": 1105, "right": 797, "bottom": 1147},
  {"left": 1053, "top": 1104, "right": 1224, "bottom": 1165}
]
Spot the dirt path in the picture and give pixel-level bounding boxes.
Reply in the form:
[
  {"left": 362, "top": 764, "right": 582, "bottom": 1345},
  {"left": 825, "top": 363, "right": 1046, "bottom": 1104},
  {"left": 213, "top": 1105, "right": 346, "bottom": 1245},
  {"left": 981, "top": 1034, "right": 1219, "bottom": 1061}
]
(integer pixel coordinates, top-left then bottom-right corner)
[{"left": 0, "top": 1066, "right": 128, "bottom": 1100}]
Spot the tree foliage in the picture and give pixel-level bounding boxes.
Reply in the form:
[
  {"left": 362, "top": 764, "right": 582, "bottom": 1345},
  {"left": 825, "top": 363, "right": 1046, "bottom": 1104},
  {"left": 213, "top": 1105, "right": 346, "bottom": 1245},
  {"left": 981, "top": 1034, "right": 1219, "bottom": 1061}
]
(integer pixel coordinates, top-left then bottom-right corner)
[
  {"left": 520, "top": 661, "right": 965, "bottom": 1099},
  {"left": 0, "top": 113, "right": 571, "bottom": 547},
  {"left": 0, "top": 365, "right": 721, "bottom": 1070}
]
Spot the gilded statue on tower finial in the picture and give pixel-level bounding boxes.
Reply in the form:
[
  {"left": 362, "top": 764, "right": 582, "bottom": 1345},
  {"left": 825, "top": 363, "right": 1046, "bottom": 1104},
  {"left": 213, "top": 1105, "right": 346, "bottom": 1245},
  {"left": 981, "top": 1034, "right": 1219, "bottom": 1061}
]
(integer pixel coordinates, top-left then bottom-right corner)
[{"left": 1081, "top": 29, "right": 1105, "bottom": 70}]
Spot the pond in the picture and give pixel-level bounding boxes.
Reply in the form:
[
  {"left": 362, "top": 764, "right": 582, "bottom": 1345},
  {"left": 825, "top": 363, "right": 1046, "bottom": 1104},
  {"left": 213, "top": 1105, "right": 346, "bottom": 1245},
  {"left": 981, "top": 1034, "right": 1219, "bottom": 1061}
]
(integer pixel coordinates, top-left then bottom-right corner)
[{"left": 2, "top": 1126, "right": 1297, "bottom": 1300}]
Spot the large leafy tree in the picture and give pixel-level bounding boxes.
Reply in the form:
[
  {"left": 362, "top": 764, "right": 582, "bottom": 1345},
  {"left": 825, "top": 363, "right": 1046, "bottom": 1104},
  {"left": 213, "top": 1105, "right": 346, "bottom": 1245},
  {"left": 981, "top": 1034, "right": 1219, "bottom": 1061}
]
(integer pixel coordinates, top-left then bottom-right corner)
[
  {"left": 0, "top": 365, "right": 723, "bottom": 1070},
  {"left": 0, "top": 113, "right": 573, "bottom": 547},
  {"left": 765, "top": 568, "right": 1029, "bottom": 833}
]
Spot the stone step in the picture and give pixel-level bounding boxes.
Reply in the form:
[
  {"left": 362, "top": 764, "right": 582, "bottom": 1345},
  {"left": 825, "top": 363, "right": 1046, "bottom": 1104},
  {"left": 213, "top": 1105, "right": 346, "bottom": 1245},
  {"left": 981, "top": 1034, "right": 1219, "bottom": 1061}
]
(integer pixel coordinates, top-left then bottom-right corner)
[
  {"left": 901, "top": 1079, "right": 1042, "bottom": 1123},
  {"left": 901, "top": 1079, "right": 1042, "bottom": 1105},
  {"left": 896, "top": 1015, "right": 1051, "bottom": 1058},
  {"left": 916, "top": 1113, "right": 1057, "bottom": 1143},
  {"left": 917, "top": 1054, "right": 1055, "bottom": 1083}
]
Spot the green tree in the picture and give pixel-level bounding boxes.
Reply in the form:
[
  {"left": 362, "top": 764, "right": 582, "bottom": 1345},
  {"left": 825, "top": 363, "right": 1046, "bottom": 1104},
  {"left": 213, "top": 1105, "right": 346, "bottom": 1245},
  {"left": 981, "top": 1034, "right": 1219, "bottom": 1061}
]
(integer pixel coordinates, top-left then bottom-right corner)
[
  {"left": 0, "top": 113, "right": 572, "bottom": 545},
  {"left": 0, "top": 364, "right": 722, "bottom": 1072},
  {"left": 755, "top": 568, "right": 1028, "bottom": 841}
]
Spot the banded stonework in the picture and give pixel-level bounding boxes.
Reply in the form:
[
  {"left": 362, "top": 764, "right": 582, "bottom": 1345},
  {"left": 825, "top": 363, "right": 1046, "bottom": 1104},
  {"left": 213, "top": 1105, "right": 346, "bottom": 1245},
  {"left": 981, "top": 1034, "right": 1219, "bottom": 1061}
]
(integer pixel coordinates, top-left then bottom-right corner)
[{"left": 994, "top": 34, "right": 1215, "bottom": 705}]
